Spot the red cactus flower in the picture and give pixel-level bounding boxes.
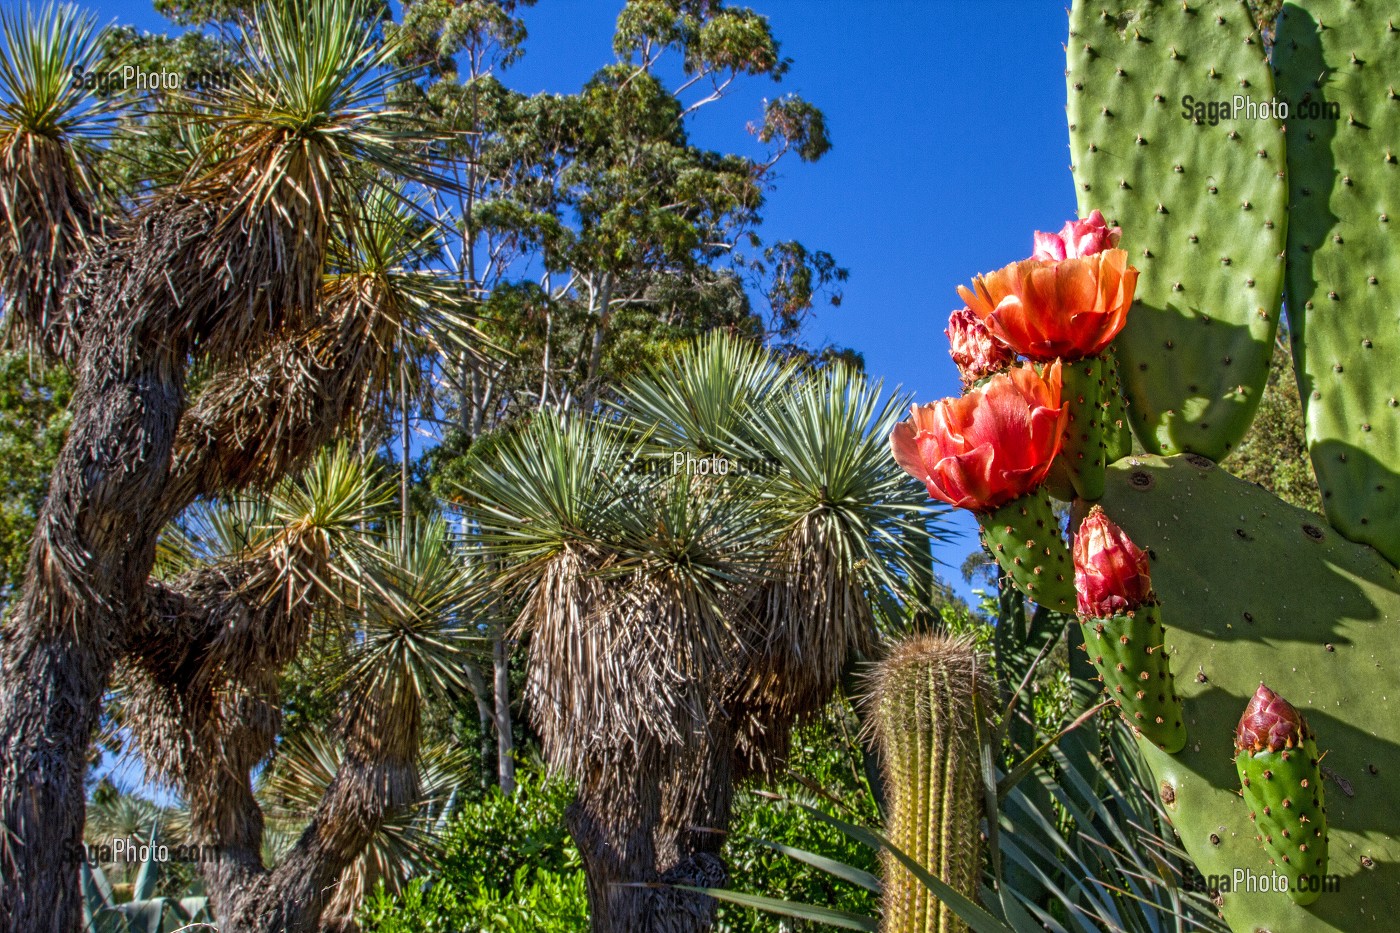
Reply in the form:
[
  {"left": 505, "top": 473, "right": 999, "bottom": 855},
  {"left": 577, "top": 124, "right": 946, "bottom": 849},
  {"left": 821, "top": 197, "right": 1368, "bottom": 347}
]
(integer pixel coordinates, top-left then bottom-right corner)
[
  {"left": 957, "top": 249, "right": 1139, "bottom": 361},
  {"left": 1032, "top": 209, "right": 1122, "bottom": 261},
  {"left": 947, "top": 307, "right": 1016, "bottom": 385},
  {"left": 1073, "top": 504, "right": 1153, "bottom": 616},
  {"left": 890, "top": 362, "right": 1065, "bottom": 511},
  {"left": 1235, "top": 683, "right": 1311, "bottom": 754}
]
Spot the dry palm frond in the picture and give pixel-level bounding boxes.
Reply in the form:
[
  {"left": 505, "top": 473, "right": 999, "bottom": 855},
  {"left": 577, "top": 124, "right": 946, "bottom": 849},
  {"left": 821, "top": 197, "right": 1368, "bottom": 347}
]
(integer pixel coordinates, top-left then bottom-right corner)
[{"left": 0, "top": 1, "right": 114, "bottom": 360}]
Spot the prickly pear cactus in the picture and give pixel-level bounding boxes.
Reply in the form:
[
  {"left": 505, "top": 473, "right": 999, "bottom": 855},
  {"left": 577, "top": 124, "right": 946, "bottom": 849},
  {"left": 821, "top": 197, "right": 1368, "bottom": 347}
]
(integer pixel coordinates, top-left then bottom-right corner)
[
  {"left": 1066, "top": 0, "right": 1287, "bottom": 460},
  {"left": 1276, "top": 0, "right": 1400, "bottom": 566},
  {"left": 871, "top": 633, "right": 994, "bottom": 933},
  {"left": 1080, "top": 603, "right": 1186, "bottom": 752},
  {"left": 1101, "top": 454, "right": 1400, "bottom": 932}
]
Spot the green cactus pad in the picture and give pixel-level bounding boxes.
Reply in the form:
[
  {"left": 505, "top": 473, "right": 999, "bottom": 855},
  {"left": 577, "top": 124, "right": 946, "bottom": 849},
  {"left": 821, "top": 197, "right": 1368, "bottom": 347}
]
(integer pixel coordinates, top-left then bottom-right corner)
[
  {"left": 1101, "top": 454, "right": 1400, "bottom": 932},
  {"left": 1276, "top": 0, "right": 1400, "bottom": 567},
  {"left": 1060, "top": 356, "right": 1108, "bottom": 501},
  {"left": 1103, "top": 347, "right": 1134, "bottom": 461},
  {"left": 1236, "top": 735, "right": 1330, "bottom": 905},
  {"left": 1066, "top": 0, "right": 1286, "bottom": 460},
  {"left": 1079, "top": 602, "right": 1186, "bottom": 752},
  {"left": 977, "top": 489, "right": 1074, "bottom": 612}
]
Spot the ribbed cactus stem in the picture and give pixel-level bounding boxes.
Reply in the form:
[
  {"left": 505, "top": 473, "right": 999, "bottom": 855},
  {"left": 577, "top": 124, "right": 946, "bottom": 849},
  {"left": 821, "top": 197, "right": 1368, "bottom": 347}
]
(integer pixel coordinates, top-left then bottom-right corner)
[{"left": 872, "top": 634, "right": 993, "bottom": 933}]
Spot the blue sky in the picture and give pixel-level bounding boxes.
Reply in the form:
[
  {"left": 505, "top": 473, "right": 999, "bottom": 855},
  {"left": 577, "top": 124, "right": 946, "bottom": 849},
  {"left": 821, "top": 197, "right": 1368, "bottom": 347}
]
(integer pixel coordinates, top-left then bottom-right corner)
[{"left": 90, "top": 0, "right": 1078, "bottom": 605}]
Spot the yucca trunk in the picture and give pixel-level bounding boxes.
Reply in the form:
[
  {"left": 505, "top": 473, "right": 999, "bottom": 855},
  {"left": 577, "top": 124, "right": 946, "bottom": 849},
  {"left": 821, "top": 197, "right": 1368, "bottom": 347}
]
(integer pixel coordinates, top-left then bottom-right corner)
[
  {"left": 568, "top": 769, "right": 664, "bottom": 933},
  {"left": 0, "top": 331, "right": 184, "bottom": 932}
]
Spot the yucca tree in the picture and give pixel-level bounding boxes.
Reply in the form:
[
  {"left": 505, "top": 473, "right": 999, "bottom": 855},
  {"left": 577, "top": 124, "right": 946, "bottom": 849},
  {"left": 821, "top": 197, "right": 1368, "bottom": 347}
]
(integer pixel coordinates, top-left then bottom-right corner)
[
  {"left": 463, "top": 333, "right": 941, "bottom": 933},
  {"left": 123, "top": 447, "right": 478, "bottom": 932},
  {"left": 0, "top": 2, "right": 464, "bottom": 930},
  {"left": 0, "top": 1, "right": 112, "bottom": 360}
]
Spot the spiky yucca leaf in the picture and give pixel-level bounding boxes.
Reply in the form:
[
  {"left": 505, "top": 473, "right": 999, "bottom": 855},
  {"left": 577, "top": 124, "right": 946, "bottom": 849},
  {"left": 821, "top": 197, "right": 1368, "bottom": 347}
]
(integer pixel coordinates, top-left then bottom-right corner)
[
  {"left": 165, "top": 185, "right": 481, "bottom": 509},
  {"left": 463, "top": 413, "right": 637, "bottom": 568},
  {"left": 148, "top": 0, "right": 453, "bottom": 363},
  {"left": 736, "top": 363, "right": 941, "bottom": 763},
  {"left": 334, "top": 515, "right": 478, "bottom": 757},
  {"left": 0, "top": 1, "right": 112, "bottom": 357},
  {"left": 615, "top": 330, "right": 795, "bottom": 459}
]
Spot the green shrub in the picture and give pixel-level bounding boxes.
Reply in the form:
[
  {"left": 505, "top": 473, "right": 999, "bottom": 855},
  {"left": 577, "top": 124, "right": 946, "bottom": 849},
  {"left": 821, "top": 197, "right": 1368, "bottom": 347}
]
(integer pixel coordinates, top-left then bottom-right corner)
[
  {"left": 360, "top": 764, "right": 583, "bottom": 932},
  {"left": 362, "top": 709, "right": 879, "bottom": 933}
]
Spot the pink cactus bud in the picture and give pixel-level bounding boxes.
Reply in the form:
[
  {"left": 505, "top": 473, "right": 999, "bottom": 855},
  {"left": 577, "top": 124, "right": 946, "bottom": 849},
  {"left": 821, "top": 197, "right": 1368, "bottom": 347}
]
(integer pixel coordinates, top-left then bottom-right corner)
[
  {"left": 1235, "top": 683, "right": 1312, "bottom": 754},
  {"left": 1032, "top": 209, "right": 1122, "bottom": 261},
  {"left": 946, "top": 307, "right": 1016, "bottom": 385},
  {"left": 1073, "top": 505, "right": 1153, "bottom": 616}
]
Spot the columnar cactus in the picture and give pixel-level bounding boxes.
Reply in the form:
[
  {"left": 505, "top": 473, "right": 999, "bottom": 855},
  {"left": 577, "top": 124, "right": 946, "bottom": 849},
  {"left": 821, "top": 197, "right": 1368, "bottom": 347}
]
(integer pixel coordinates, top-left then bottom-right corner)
[{"left": 871, "top": 633, "right": 993, "bottom": 933}]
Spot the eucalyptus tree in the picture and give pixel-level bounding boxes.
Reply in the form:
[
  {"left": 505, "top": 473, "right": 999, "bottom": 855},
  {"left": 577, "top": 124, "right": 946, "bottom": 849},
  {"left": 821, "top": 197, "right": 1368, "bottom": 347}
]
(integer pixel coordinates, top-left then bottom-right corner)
[
  {"left": 463, "top": 334, "right": 942, "bottom": 932},
  {"left": 394, "top": 0, "right": 842, "bottom": 426},
  {"left": 0, "top": 1, "right": 475, "bottom": 929}
]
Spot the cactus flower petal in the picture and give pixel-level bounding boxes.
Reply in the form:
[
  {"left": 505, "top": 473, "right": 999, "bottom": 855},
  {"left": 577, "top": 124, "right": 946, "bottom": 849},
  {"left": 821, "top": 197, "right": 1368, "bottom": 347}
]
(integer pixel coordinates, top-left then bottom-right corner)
[
  {"left": 958, "top": 249, "right": 1139, "bottom": 361},
  {"left": 947, "top": 307, "right": 1016, "bottom": 386},
  {"left": 1073, "top": 504, "right": 1153, "bottom": 616},
  {"left": 1032, "top": 209, "right": 1122, "bottom": 261},
  {"left": 1235, "top": 682, "right": 1311, "bottom": 754},
  {"left": 891, "top": 362, "right": 1065, "bottom": 511}
]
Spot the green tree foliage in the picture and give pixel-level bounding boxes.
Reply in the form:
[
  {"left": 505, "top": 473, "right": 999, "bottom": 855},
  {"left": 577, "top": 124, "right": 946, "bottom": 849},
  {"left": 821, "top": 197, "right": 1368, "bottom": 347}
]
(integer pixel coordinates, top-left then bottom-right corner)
[
  {"left": 360, "top": 708, "right": 879, "bottom": 933},
  {"left": 1226, "top": 339, "right": 1323, "bottom": 513},
  {"left": 0, "top": 353, "right": 71, "bottom": 605},
  {"left": 391, "top": 0, "right": 845, "bottom": 430}
]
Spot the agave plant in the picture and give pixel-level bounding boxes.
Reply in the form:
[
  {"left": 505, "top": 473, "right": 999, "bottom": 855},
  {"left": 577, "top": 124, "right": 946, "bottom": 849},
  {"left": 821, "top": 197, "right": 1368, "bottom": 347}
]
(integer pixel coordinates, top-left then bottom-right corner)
[{"left": 463, "top": 333, "right": 941, "bottom": 933}]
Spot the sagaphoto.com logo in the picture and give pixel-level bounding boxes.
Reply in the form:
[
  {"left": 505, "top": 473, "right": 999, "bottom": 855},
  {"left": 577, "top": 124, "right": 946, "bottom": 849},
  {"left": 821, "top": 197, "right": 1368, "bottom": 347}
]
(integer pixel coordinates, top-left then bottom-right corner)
[
  {"left": 71, "top": 64, "right": 236, "bottom": 98},
  {"left": 1180, "top": 93, "right": 1341, "bottom": 125}
]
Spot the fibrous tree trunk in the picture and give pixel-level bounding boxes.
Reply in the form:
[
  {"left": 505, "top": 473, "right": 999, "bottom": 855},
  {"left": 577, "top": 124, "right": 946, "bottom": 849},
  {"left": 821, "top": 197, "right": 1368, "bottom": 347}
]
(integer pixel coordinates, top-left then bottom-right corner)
[
  {"left": 127, "top": 557, "right": 416, "bottom": 933},
  {"left": 0, "top": 215, "right": 192, "bottom": 933},
  {"left": 567, "top": 767, "right": 662, "bottom": 933}
]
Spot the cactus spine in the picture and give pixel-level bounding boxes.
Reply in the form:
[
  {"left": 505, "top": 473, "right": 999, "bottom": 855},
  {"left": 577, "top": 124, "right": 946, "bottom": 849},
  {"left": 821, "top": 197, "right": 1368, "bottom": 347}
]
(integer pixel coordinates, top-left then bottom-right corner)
[{"left": 872, "top": 633, "right": 993, "bottom": 933}]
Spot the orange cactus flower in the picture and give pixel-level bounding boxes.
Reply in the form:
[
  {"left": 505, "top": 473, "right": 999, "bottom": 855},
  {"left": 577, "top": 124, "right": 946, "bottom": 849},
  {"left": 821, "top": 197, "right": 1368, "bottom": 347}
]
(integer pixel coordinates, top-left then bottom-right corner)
[
  {"left": 1073, "top": 504, "right": 1153, "bottom": 617},
  {"left": 890, "top": 362, "right": 1065, "bottom": 511},
  {"left": 957, "top": 249, "right": 1139, "bottom": 361}
]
